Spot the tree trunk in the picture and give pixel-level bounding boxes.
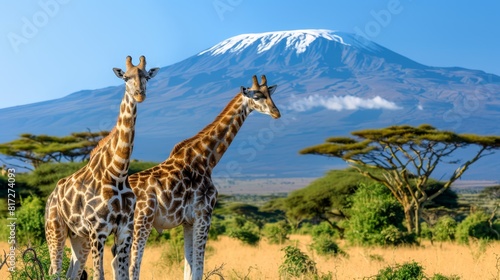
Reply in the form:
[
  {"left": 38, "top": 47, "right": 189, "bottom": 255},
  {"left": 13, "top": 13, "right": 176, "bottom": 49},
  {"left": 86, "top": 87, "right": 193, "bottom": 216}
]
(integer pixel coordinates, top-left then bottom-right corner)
[
  {"left": 403, "top": 206, "right": 415, "bottom": 233},
  {"left": 414, "top": 203, "right": 421, "bottom": 236}
]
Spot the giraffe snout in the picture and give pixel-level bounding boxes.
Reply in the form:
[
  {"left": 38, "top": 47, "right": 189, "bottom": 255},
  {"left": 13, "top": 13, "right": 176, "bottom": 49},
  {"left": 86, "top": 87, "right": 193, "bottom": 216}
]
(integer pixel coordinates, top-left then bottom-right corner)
[
  {"left": 271, "top": 108, "right": 281, "bottom": 119},
  {"left": 134, "top": 91, "right": 146, "bottom": 103}
]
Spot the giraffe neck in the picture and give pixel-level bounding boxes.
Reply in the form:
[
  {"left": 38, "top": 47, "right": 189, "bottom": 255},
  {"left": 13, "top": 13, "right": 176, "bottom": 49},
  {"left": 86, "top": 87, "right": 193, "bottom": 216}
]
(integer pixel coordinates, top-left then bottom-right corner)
[
  {"left": 90, "top": 92, "right": 137, "bottom": 180},
  {"left": 193, "top": 93, "right": 251, "bottom": 170}
]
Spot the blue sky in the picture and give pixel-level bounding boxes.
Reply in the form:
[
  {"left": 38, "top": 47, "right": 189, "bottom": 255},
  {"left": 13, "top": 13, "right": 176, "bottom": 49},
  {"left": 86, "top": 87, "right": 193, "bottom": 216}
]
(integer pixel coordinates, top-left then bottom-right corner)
[{"left": 1, "top": 1, "right": 499, "bottom": 109}]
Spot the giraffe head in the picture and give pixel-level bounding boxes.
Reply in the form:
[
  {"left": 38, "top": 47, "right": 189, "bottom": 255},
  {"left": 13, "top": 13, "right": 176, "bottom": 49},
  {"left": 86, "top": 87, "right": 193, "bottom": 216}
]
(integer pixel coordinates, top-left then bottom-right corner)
[
  {"left": 241, "top": 75, "right": 281, "bottom": 119},
  {"left": 112, "top": 56, "right": 160, "bottom": 103}
]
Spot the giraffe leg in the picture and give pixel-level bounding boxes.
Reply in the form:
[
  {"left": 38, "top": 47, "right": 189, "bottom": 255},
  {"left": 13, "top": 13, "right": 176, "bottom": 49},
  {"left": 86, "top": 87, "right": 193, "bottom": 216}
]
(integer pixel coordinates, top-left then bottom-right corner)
[
  {"left": 111, "top": 221, "right": 133, "bottom": 280},
  {"left": 45, "top": 196, "right": 67, "bottom": 279},
  {"left": 129, "top": 195, "right": 157, "bottom": 280},
  {"left": 67, "top": 233, "right": 90, "bottom": 280},
  {"left": 188, "top": 180, "right": 217, "bottom": 280},
  {"left": 89, "top": 230, "right": 107, "bottom": 280},
  {"left": 183, "top": 224, "right": 194, "bottom": 280},
  {"left": 190, "top": 216, "right": 212, "bottom": 280}
]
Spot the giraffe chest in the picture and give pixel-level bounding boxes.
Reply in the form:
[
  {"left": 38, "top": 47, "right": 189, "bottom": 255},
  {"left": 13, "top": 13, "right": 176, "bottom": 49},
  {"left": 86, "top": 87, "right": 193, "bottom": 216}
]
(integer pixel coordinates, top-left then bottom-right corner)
[{"left": 57, "top": 177, "right": 135, "bottom": 235}]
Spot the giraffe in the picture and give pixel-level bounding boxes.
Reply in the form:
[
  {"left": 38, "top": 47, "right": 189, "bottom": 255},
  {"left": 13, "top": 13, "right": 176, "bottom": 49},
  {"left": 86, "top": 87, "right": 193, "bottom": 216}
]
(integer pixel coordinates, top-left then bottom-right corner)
[
  {"left": 44, "top": 56, "right": 159, "bottom": 280},
  {"left": 127, "top": 75, "right": 280, "bottom": 280}
]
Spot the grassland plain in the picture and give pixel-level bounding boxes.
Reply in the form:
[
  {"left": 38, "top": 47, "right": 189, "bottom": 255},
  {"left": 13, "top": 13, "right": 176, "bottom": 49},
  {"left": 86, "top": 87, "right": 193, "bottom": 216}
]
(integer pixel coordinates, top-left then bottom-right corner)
[{"left": 1, "top": 235, "right": 499, "bottom": 279}]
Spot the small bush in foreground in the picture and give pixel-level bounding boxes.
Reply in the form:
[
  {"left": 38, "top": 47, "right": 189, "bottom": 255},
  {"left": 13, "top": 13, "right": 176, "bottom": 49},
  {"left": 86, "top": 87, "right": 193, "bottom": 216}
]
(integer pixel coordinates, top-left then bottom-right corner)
[
  {"left": 279, "top": 245, "right": 317, "bottom": 279},
  {"left": 370, "top": 261, "right": 460, "bottom": 280},
  {"left": 6, "top": 244, "right": 71, "bottom": 280},
  {"left": 375, "top": 261, "right": 425, "bottom": 280}
]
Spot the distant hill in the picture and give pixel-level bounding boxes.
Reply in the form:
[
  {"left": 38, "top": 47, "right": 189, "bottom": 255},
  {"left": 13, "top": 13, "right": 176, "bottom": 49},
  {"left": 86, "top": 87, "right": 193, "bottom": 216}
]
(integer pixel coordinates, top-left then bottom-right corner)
[{"left": 1, "top": 29, "right": 499, "bottom": 180}]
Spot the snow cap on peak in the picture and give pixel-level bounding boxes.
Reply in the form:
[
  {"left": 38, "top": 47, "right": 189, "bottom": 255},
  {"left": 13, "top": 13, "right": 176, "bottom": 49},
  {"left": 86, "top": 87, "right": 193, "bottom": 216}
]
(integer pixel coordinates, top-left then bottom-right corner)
[{"left": 199, "top": 29, "right": 350, "bottom": 56}]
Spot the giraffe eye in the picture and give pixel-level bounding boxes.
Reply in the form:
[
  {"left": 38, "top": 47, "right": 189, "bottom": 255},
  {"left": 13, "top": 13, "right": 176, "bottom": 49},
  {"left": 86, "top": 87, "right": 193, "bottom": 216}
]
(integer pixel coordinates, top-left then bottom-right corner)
[
  {"left": 123, "top": 76, "right": 130, "bottom": 81},
  {"left": 253, "top": 92, "right": 265, "bottom": 100}
]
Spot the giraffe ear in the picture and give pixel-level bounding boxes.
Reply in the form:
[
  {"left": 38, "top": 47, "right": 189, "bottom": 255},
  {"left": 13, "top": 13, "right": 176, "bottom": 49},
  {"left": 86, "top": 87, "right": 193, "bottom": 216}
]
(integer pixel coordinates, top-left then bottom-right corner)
[
  {"left": 113, "top": 68, "right": 125, "bottom": 79},
  {"left": 147, "top": 67, "right": 160, "bottom": 80},
  {"left": 241, "top": 86, "right": 253, "bottom": 98},
  {"left": 268, "top": 85, "right": 277, "bottom": 95}
]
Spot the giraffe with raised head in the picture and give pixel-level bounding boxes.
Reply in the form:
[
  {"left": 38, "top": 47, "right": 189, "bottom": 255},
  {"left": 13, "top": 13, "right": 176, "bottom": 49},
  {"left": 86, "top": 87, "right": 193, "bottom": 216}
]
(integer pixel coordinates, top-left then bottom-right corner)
[
  {"left": 44, "top": 56, "right": 159, "bottom": 280},
  {"left": 128, "top": 75, "right": 281, "bottom": 280}
]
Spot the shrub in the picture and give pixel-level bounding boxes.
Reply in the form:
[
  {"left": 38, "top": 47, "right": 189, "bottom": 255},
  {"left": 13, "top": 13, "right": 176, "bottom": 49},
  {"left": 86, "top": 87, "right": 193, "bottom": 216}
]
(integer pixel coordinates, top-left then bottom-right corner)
[
  {"left": 380, "top": 225, "right": 416, "bottom": 246},
  {"left": 344, "top": 183, "right": 414, "bottom": 246},
  {"left": 433, "top": 216, "right": 457, "bottom": 241},
  {"left": 419, "top": 222, "right": 433, "bottom": 241},
  {"left": 147, "top": 229, "right": 171, "bottom": 244},
  {"left": 226, "top": 217, "right": 261, "bottom": 246},
  {"left": 8, "top": 244, "right": 71, "bottom": 280},
  {"left": 279, "top": 245, "right": 317, "bottom": 279},
  {"left": 155, "top": 226, "right": 184, "bottom": 270},
  {"left": 0, "top": 195, "right": 46, "bottom": 245},
  {"left": 372, "top": 261, "right": 461, "bottom": 280},
  {"left": 263, "top": 221, "right": 290, "bottom": 245},
  {"left": 228, "top": 228, "right": 260, "bottom": 246},
  {"left": 309, "top": 235, "right": 346, "bottom": 257},
  {"left": 311, "top": 222, "right": 338, "bottom": 239},
  {"left": 375, "top": 261, "right": 425, "bottom": 280},
  {"left": 430, "top": 274, "right": 461, "bottom": 280},
  {"left": 456, "top": 211, "right": 499, "bottom": 244}
]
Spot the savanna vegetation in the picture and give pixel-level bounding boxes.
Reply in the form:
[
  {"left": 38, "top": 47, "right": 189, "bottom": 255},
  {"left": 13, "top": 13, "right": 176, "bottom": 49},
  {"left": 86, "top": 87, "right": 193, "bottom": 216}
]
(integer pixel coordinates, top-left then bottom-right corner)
[{"left": 0, "top": 126, "right": 499, "bottom": 279}]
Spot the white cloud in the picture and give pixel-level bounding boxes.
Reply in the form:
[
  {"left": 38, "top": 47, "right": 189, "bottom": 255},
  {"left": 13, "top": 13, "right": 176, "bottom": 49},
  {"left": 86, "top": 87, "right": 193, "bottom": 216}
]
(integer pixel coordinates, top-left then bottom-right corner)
[
  {"left": 417, "top": 104, "right": 424, "bottom": 110},
  {"left": 288, "top": 94, "right": 402, "bottom": 112}
]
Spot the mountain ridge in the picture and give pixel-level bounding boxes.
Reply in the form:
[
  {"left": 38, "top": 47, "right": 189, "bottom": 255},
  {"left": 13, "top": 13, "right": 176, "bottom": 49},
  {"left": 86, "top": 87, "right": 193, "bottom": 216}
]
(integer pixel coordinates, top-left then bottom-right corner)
[{"left": 1, "top": 29, "right": 499, "bottom": 181}]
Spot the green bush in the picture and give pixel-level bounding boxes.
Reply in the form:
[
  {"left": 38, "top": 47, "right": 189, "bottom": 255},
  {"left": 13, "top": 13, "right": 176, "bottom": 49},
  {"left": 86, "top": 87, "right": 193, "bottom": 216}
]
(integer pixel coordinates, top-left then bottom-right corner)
[
  {"left": 430, "top": 274, "right": 461, "bottom": 280},
  {"left": 344, "top": 184, "right": 414, "bottom": 246},
  {"left": 309, "top": 235, "right": 346, "bottom": 258},
  {"left": 263, "top": 221, "right": 290, "bottom": 245},
  {"left": 456, "top": 211, "right": 499, "bottom": 244},
  {"left": 228, "top": 228, "right": 260, "bottom": 246},
  {"left": 0, "top": 195, "right": 46, "bottom": 246},
  {"left": 147, "top": 229, "right": 171, "bottom": 244},
  {"left": 225, "top": 217, "right": 261, "bottom": 246},
  {"left": 375, "top": 261, "right": 425, "bottom": 280},
  {"left": 372, "top": 261, "right": 460, "bottom": 280},
  {"left": 311, "top": 222, "right": 339, "bottom": 239},
  {"left": 295, "top": 222, "right": 314, "bottom": 235},
  {"left": 7, "top": 244, "right": 71, "bottom": 280},
  {"left": 419, "top": 222, "right": 433, "bottom": 241},
  {"left": 279, "top": 245, "right": 317, "bottom": 279},
  {"left": 433, "top": 216, "right": 457, "bottom": 241}
]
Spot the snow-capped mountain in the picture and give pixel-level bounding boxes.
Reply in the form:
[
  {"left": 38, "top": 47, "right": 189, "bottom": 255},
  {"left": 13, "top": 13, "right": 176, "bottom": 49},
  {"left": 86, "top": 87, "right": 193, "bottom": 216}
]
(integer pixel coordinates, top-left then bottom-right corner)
[
  {"left": 1, "top": 29, "right": 500, "bottom": 181},
  {"left": 199, "top": 29, "right": 351, "bottom": 55}
]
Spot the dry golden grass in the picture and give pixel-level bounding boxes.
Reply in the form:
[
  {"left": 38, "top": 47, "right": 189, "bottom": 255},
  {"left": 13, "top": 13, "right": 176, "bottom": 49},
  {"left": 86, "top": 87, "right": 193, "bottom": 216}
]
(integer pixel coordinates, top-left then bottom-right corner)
[{"left": 1, "top": 236, "right": 499, "bottom": 279}]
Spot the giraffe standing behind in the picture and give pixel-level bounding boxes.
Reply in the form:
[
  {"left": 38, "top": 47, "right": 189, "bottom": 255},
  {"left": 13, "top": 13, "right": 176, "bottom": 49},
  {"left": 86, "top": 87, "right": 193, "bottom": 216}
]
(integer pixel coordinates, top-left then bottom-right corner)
[
  {"left": 44, "top": 56, "right": 159, "bottom": 280},
  {"left": 128, "top": 75, "right": 280, "bottom": 280}
]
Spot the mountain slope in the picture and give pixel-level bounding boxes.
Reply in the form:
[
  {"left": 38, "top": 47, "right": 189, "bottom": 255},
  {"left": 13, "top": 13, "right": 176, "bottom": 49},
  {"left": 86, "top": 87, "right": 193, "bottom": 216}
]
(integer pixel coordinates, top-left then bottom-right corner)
[{"left": 1, "top": 29, "right": 499, "bottom": 181}]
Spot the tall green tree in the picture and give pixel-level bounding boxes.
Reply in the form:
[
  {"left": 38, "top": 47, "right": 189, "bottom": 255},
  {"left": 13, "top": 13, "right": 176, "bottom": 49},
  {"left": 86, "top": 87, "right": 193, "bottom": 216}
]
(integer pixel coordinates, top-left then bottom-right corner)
[
  {"left": 300, "top": 124, "right": 500, "bottom": 235},
  {"left": 0, "top": 130, "right": 110, "bottom": 169}
]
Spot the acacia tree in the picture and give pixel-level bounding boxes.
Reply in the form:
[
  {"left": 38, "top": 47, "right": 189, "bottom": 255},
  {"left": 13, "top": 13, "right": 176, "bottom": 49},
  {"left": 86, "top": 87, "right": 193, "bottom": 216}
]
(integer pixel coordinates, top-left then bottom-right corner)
[
  {"left": 300, "top": 124, "right": 500, "bottom": 235},
  {"left": 0, "top": 130, "right": 110, "bottom": 169}
]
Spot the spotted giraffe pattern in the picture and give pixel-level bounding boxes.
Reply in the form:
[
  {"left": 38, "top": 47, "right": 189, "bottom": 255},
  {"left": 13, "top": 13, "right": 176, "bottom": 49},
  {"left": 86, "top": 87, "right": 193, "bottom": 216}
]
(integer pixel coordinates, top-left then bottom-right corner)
[
  {"left": 128, "top": 75, "right": 280, "bottom": 280},
  {"left": 44, "top": 56, "right": 159, "bottom": 280}
]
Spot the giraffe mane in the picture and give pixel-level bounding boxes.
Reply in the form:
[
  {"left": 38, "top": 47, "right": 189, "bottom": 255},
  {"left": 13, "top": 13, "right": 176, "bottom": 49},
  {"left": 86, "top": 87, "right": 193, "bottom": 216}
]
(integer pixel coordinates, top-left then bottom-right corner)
[{"left": 89, "top": 127, "right": 118, "bottom": 158}]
